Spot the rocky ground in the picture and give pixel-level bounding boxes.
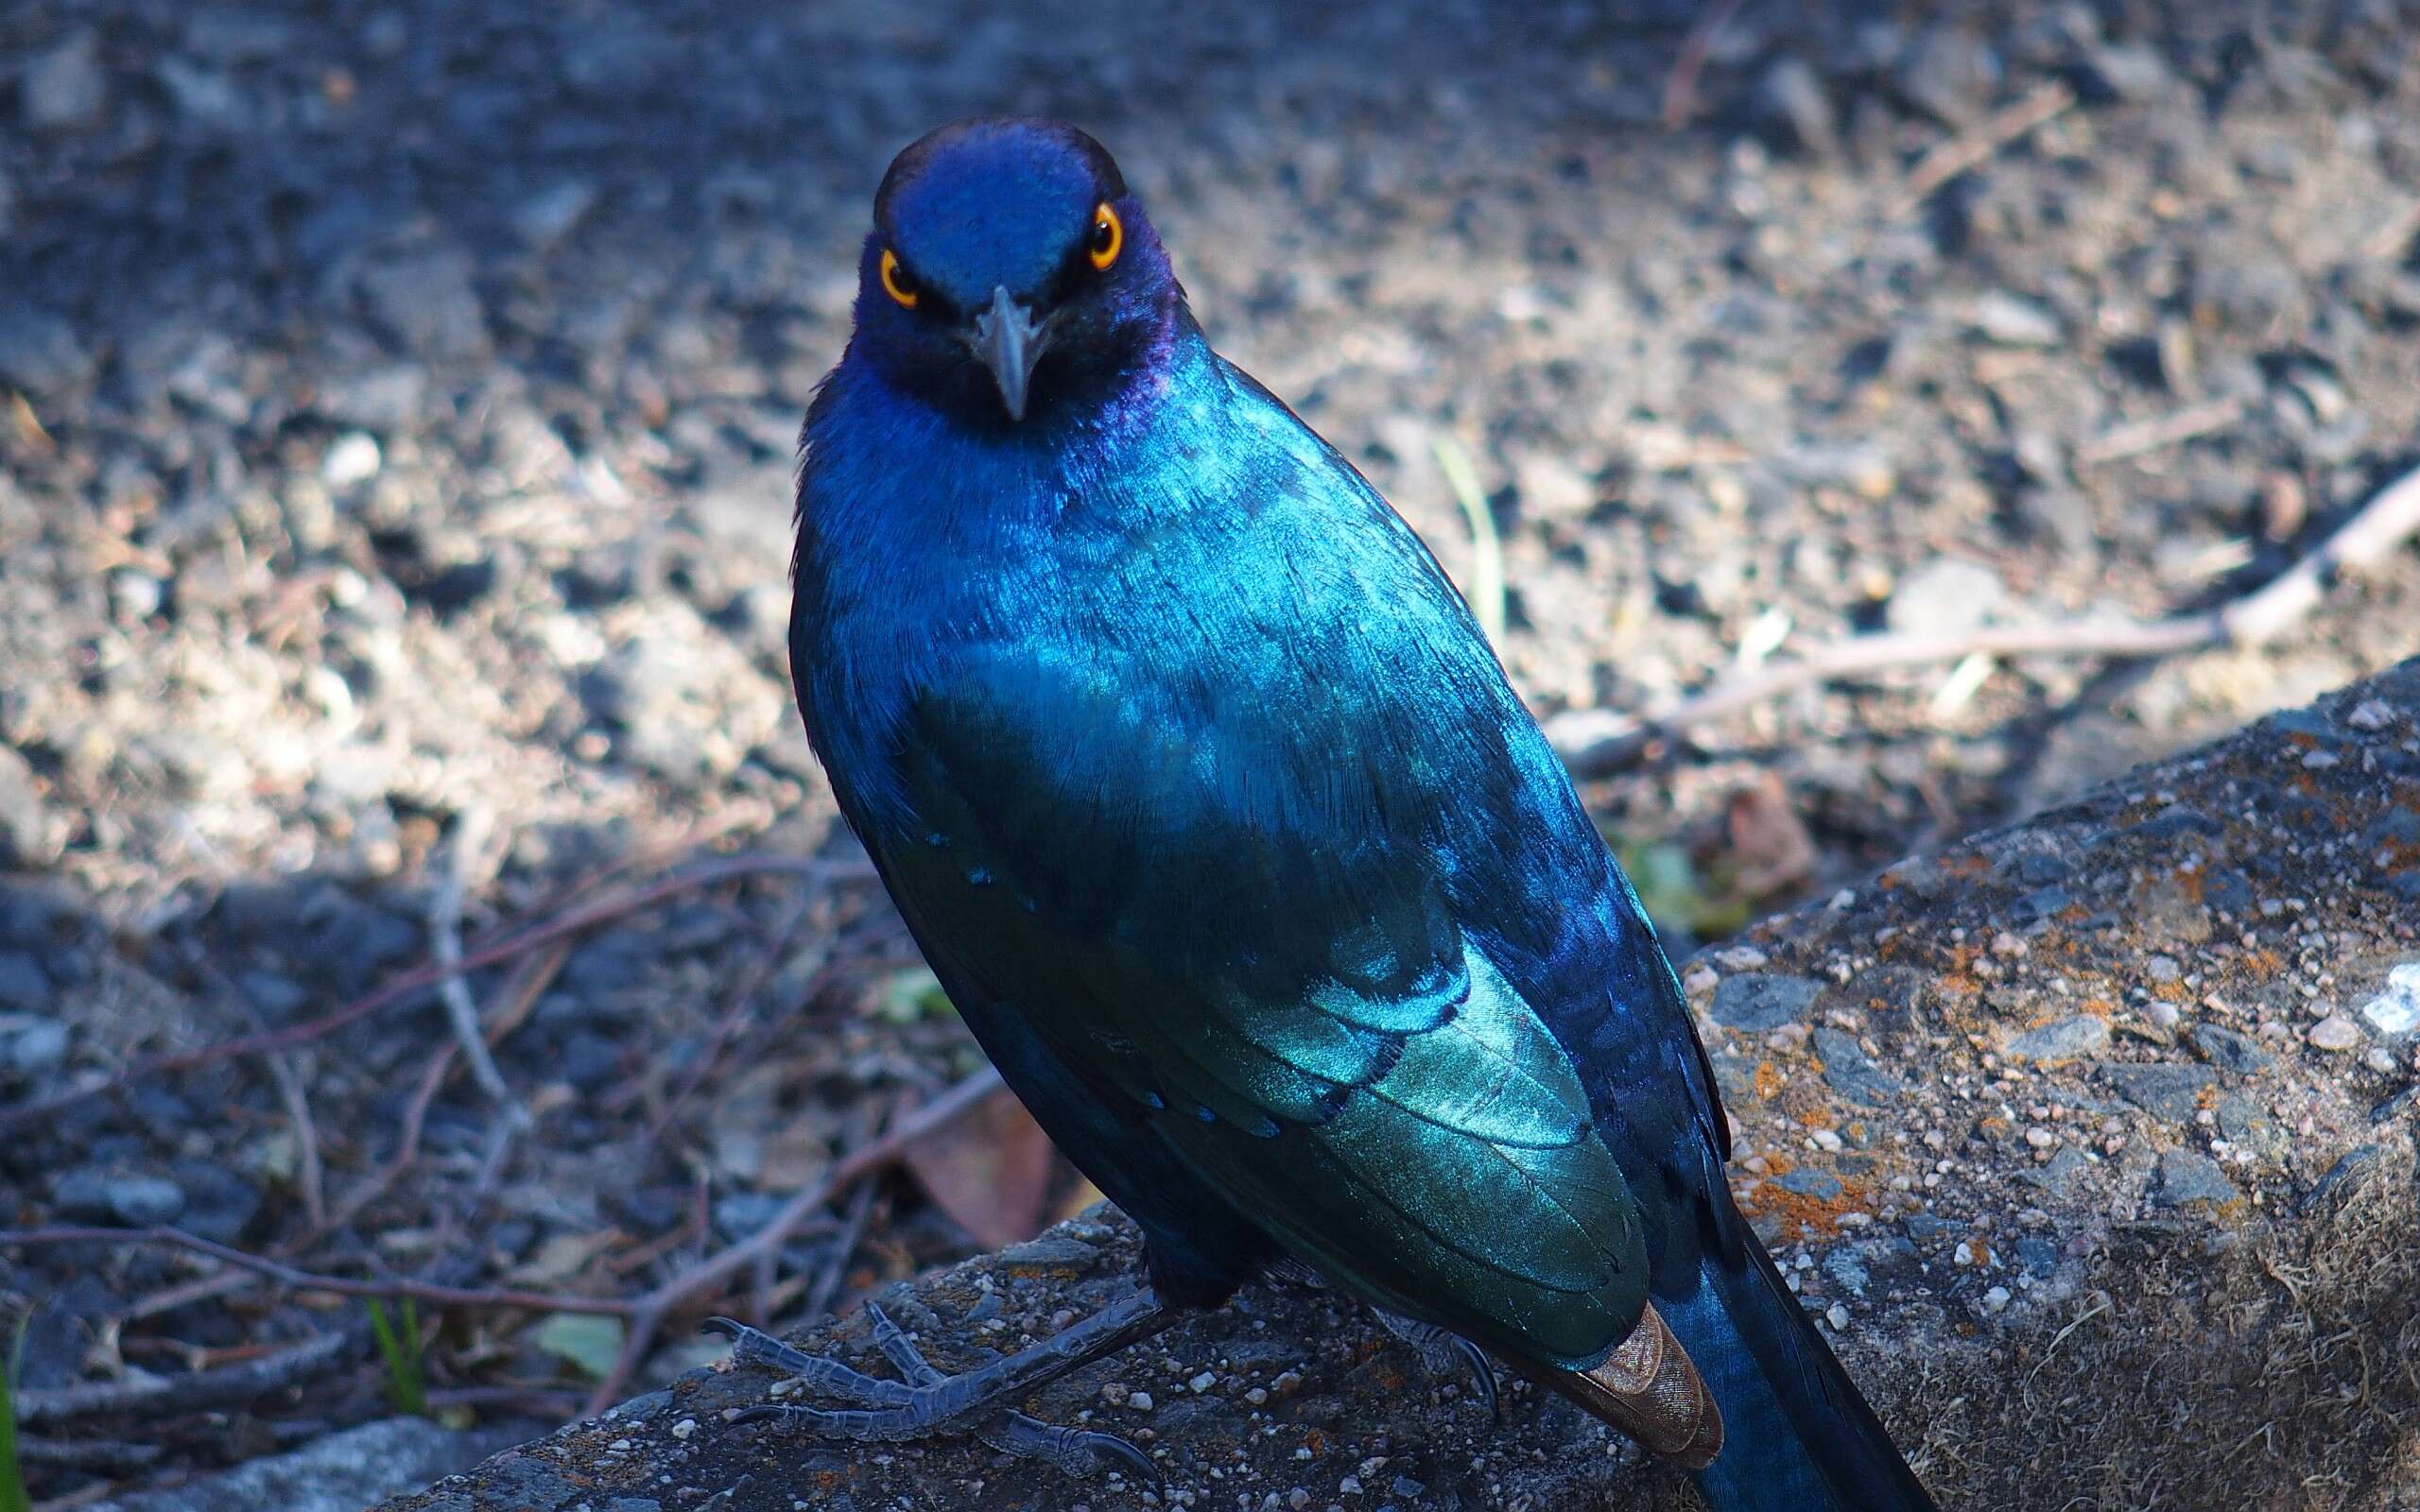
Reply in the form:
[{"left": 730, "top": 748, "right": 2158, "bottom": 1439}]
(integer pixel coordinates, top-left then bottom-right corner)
[
  {"left": 378, "top": 665, "right": 2420, "bottom": 1512},
  {"left": 3, "top": 0, "right": 2417, "bottom": 1504}
]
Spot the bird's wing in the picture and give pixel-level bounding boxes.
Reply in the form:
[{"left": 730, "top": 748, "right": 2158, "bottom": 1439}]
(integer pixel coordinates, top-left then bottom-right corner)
[{"left": 876, "top": 642, "right": 1651, "bottom": 1368}]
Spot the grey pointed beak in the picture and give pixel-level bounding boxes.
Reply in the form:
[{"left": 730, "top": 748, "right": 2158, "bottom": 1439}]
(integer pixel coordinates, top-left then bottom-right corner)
[{"left": 968, "top": 285, "right": 1047, "bottom": 421}]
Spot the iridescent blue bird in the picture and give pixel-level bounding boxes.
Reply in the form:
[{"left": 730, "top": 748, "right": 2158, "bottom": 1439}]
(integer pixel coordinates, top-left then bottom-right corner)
[{"left": 713, "top": 117, "right": 1938, "bottom": 1511}]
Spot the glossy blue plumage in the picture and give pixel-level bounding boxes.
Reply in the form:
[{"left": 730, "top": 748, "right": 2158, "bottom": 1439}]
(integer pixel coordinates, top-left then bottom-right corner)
[{"left": 789, "top": 118, "right": 1935, "bottom": 1510}]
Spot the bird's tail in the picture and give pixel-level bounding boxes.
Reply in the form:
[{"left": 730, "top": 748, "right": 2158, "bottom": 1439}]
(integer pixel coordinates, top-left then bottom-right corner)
[
  {"left": 1658, "top": 1231, "right": 1938, "bottom": 1512},
  {"left": 1522, "top": 1230, "right": 1933, "bottom": 1509}
]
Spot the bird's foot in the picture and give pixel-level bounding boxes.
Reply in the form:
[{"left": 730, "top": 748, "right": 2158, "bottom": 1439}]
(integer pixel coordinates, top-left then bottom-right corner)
[
  {"left": 706, "top": 1302, "right": 1158, "bottom": 1483},
  {"left": 1372, "top": 1308, "right": 1499, "bottom": 1422}
]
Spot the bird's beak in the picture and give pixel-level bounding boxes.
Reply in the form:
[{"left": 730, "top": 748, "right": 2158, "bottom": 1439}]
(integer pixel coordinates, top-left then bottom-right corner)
[{"left": 968, "top": 285, "right": 1047, "bottom": 421}]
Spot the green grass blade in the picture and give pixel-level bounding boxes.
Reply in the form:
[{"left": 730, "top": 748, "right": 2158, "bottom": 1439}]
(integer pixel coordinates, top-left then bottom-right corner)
[
  {"left": 2, "top": 1314, "right": 30, "bottom": 1512},
  {"left": 1431, "top": 435, "right": 1505, "bottom": 645},
  {"left": 366, "top": 1298, "right": 428, "bottom": 1418}
]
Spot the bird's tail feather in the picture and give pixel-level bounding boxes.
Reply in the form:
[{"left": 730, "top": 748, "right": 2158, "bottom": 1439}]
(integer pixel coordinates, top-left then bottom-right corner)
[
  {"left": 1537, "top": 1300, "right": 1724, "bottom": 1468},
  {"left": 1662, "top": 1234, "right": 1938, "bottom": 1512}
]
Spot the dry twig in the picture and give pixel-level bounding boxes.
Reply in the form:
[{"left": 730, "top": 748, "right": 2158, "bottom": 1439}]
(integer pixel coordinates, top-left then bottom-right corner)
[
  {"left": 2077, "top": 396, "right": 2247, "bottom": 466},
  {"left": 1548, "top": 461, "right": 2420, "bottom": 777},
  {"left": 428, "top": 803, "right": 519, "bottom": 1112},
  {"left": 12, "top": 1435, "right": 163, "bottom": 1470},
  {"left": 644, "top": 895, "right": 819, "bottom": 1145},
  {"left": 585, "top": 1066, "right": 1007, "bottom": 1413},
  {"left": 0, "top": 852, "right": 835, "bottom": 1132},
  {"left": 803, "top": 1177, "right": 881, "bottom": 1326},
  {"left": 1659, "top": 0, "right": 1746, "bottom": 130},
  {"left": 1, "top": 1067, "right": 1011, "bottom": 1419},
  {"left": 10, "top": 1328, "right": 355, "bottom": 1426},
  {"left": 1888, "top": 81, "right": 2076, "bottom": 216},
  {"left": 0, "top": 1225, "right": 641, "bottom": 1317}
]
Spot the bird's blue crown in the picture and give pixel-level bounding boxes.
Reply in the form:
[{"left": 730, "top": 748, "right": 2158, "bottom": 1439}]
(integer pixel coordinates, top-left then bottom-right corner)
[{"left": 846, "top": 116, "right": 1181, "bottom": 428}]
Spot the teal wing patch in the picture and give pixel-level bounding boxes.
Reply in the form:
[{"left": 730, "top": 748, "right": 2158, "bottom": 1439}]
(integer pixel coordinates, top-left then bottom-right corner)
[{"left": 879, "top": 650, "right": 1650, "bottom": 1367}]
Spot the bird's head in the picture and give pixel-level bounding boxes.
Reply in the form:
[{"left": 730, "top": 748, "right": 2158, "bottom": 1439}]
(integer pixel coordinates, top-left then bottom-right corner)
[{"left": 852, "top": 117, "right": 1179, "bottom": 426}]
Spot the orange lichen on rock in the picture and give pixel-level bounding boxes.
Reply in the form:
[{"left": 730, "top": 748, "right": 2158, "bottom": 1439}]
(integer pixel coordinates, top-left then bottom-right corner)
[{"left": 1736, "top": 1168, "right": 1876, "bottom": 1241}]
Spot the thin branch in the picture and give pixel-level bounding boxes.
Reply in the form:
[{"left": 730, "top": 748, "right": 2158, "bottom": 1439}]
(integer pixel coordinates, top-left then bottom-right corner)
[
  {"left": 428, "top": 803, "right": 519, "bottom": 1111},
  {"left": 260, "top": 1045, "right": 328, "bottom": 1230},
  {"left": 424, "top": 1384, "right": 583, "bottom": 1417},
  {"left": 0, "top": 852, "right": 836, "bottom": 1132},
  {"left": 13, "top": 1434, "right": 163, "bottom": 1469},
  {"left": 1659, "top": 0, "right": 1746, "bottom": 130},
  {"left": 1549, "top": 461, "right": 2420, "bottom": 777},
  {"left": 2077, "top": 396, "right": 2246, "bottom": 466},
  {"left": 804, "top": 1177, "right": 881, "bottom": 1325},
  {"left": 645, "top": 894, "right": 818, "bottom": 1146},
  {"left": 0, "top": 1226, "right": 639, "bottom": 1318},
  {"left": 11, "top": 1328, "right": 355, "bottom": 1426},
  {"left": 2, "top": 1067, "right": 1011, "bottom": 1421},
  {"left": 1888, "top": 81, "right": 2076, "bottom": 216},
  {"left": 585, "top": 1066, "right": 1007, "bottom": 1414}
]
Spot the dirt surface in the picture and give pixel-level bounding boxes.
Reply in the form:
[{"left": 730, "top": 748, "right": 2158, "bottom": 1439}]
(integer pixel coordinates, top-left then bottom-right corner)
[
  {"left": 4, "top": 0, "right": 2419, "bottom": 1503},
  {"left": 375, "top": 662, "right": 2420, "bottom": 1512}
]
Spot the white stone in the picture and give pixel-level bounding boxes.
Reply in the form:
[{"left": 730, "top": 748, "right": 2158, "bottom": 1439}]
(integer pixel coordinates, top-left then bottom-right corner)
[
  {"left": 2308, "top": 1014, "right": 2363, "bottom": 1052},
  {"left": 322, "top": 431, "right": 383, "bottom": 489},
  {"left": 2358, "top": 962, "right": 2420, "bottom": 1039}
]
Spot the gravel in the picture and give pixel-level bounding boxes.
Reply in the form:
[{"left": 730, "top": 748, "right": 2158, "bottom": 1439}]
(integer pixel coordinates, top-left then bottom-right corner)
[
  {"left": 3, "top": 0, "right": 2417, "bottom": 1502},
  {"left": 2004, "top": 1015, "right": 2112, "bottom": 1063},
  {"left": 1708, "top": 971, "right": 1824, "bottom": 1030},
  {"left": 2098, "top": 1061, "right": 2217, "bottom": 1123},
  {"left": 2154, "top": 1149, "right": 2241, "bottom": 1209}
]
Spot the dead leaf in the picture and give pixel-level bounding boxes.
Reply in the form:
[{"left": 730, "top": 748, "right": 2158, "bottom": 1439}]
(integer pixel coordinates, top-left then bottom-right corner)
[
  {"left": 901, "top": 1087, "right": 1057, "bottom": 1249},
  {"left": 528, "top": 1313, "right": 625, "bottom": 1381},
  {"left": 505, "top": 1228, "right": 627, "bottom": 1286},
  {"left": 1726, "top": 771, "right": 1817, "bottom": 898}
]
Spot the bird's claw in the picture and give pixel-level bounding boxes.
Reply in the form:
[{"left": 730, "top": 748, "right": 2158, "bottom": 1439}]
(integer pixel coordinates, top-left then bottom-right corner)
[
  {"left": 1373, "top": 1308, "right": 1499, "bottom": 1423},
  {"left": 707, "top": 1306, "right": 1155, "bottom": 1483}
]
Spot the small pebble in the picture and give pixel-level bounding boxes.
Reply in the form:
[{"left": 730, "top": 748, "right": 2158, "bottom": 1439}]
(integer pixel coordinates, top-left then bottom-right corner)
[
  {"left": 670, "top": 1418, "right": 696, "bottom": 1440},
  {"left": 1128, "top": 1390, "right": 1154, "bottom": 1412},
  {"left": 1981, "top": 1286, "right": 2012, "bottom": 1314},
  {"left": 2308, "top": 1015, "right": 2363, "bottom": 1052},
  {"left": 2344, "top": 699, "right": 2394, "bottom": 731},
  {"left": 321, "top": 430, "right": 383, "bottom": 488},
  {"left": 1824, "top": 1303, "right": 1850, "bottom": 1331},
  {"left": 1189, "top": 1370, "right": 1217, "bottom": 1393}
]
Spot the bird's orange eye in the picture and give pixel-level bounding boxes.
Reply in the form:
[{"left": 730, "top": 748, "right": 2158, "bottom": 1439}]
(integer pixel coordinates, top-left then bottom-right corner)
[
  {"left": 879, "top": 248, "right": 919, "bottom": 308},
  {"left": 1087, "top": 202, "right": 1123, "bottom": 271}
]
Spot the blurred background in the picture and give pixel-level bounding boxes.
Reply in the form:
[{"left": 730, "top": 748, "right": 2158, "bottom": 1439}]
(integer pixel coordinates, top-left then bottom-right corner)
[{"left": 2, "top": 0, "right": 2417, "bottom": 1502}]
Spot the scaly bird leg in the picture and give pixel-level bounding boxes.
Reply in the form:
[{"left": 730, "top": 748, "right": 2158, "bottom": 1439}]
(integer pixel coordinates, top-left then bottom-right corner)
[
  {"left": 1371, "top": 1307, "right": 1499, "bottom": 1422},
  {"left": 706, "top": 1289, "right": 1173, "bottom": 1481}
]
